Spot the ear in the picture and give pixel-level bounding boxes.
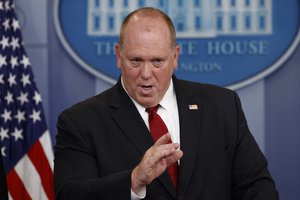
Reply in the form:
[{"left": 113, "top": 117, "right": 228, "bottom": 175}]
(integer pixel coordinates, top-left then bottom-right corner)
[
  {"left": 115, "top": 44, "right": 122, "bottom": 69},
  {"left": 173, "top": 44, "right": 180, "bottom": 69}
]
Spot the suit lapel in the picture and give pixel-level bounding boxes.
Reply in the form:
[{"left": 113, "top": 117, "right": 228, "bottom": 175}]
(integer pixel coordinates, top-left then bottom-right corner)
[
  {"left": 110, "top": 80, "right": 177, "bottom": 198},
  {"left": 174, "top": 78, "right": 203, "bottom": 196},
  {"left": 110, "top": 81, "right": 153, "bottom": 156}
]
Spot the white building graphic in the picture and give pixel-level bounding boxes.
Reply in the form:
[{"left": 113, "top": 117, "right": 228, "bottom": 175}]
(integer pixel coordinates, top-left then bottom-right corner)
[{"left": 87, "top": 0, "right": 272, "bottom": 37}]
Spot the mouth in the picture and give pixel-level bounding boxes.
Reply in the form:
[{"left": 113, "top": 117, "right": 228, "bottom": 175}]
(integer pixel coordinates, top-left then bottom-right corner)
[
  {"left": 138, "top": 84, "right": 154, "bottom": 95},
  {"left": 141, "top": 85, "right": 153, "bottom": 90}
]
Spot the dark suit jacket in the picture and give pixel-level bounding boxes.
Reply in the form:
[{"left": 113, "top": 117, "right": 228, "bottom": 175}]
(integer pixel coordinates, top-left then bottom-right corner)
[
  {"left": 54, "top": 77, "right": 278, "bottom": 200},
  {"left": 0, "top": 150, "right": 8, "bottom": 200}
]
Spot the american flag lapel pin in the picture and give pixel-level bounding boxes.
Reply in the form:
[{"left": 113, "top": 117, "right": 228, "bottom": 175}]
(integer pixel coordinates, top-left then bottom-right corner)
[{"left": 189, "top": 104, "right": 198, "bottom": 110}]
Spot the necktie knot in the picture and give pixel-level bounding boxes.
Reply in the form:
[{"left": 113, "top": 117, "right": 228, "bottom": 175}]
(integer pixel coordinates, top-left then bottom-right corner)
[{"left": 146, "top": 105, "right": 159, "bottom": 121}]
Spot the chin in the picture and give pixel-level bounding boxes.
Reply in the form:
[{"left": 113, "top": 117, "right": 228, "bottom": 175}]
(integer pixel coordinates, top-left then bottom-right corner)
[{"left": 137, "top": 99, "right": 154, "bottom": 108}]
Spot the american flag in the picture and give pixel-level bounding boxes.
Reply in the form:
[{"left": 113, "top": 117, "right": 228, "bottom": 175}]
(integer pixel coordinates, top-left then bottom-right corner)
[{"left": 0, "top": 0, "right": 54, "bottom": 199}]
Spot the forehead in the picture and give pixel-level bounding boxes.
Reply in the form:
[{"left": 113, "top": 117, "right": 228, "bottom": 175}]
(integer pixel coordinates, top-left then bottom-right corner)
[{"left": 123, "top": 17, "right": 172, "bottom": 48}]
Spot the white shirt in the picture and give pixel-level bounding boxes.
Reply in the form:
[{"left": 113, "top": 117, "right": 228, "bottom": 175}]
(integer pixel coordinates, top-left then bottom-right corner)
[{"left": 121, "top": 78, "right": 180, "bottom": 200}]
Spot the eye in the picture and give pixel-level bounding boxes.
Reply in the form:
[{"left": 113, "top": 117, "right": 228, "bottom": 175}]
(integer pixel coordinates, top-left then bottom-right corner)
[
  {"left": 130, "top": 58, "right": 142, "bottom": 67},
  {"left": 152, "top": 59, "right": 164, "bottom": 67}
]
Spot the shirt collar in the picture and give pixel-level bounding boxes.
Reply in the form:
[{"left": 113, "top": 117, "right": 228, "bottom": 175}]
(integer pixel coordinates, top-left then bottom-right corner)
[{"left": 159, "top": 79, "right": 176, "bottom": 113}]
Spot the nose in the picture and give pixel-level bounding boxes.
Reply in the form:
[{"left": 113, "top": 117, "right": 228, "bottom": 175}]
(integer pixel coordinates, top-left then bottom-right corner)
[{"left": 141, "top": 62, "right": 152, "bottom": 79}]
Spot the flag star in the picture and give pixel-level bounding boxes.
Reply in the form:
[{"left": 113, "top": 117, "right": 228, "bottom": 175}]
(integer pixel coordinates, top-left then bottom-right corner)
[
  {"left": 0, "top": 2, "right": 3, "bottom": 10},
  {"left": 4, "top": 91, "right": 14, "bottom": 105},
  {"left": 17, "top": 91, "right": 29, "bottom": 105},
  {"left": 5, "top": 1, "right": 10, "bottom": 10},
  {"left": 14, "top": 110, "right": 26, "bottom": 123},
  {"left": 0, "top": 74, "right": 4, "bottom": 84},
  {"left": 0, "top": 127, "right": 9, "bottom": 141},
  {"left": 21, "top": 73, "right": 31, "bottom": 87},
  {"left": 12, "top": 18, "right": 20, "bottom": 31},
  {"left": 33, "top": 91, "right": 42, "bottom": 105},
  {"left": 2, "top": 18, "right": 10, "bottom": 31},
  {"left": 11, "top": 127, "right": 23, "bottom": 141},
  {"left": 10, "top": 56, "right": 19, "bottom": 69},
  {"left": 1, "top": 109, "right": 12, "bottom": 123},
  {"left": 0, "top": 36, "right": 10, "bottom": 50},
  {"left": 29, "top": 109, "right": 41, "bottom": 123},
  {"left": 0, "top": 54, "right": 7, "bottom": 68},
  {"left": 20, "top": 55, "right": 30, "bottom": 68},
  {"left": 1, "top": 147, "right": 6, "bottom": 157},
  {"left": 10, "top": 37, "right": 20, "bottom": 50},
  {"left": 7, "top": 73, "right": 17, "bottom": 87}
]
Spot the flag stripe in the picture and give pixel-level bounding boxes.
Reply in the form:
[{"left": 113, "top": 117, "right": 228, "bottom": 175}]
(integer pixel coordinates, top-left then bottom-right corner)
[
  {"left": 0, "top": 1, "right": 55, "bottom": 199},
  {"left": 15, "top": 155, "right": 48, "bottom": 200},
  {"left": 39, "top": 131, "right": 54, "bottom": 170},
  {"left": 7, "top": 169, "right": 31, "bottom": 200},
  {"left": 28, "top": 140, "right": 54, "bottom": 200},
  {"left": 8, "top": 192, "right": 12, "bottom": 200}
]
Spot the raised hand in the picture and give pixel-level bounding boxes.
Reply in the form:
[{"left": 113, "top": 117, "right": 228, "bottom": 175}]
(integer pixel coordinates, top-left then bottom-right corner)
[{"left": 131, "top": 133, "right": 183, "bottom": 193}]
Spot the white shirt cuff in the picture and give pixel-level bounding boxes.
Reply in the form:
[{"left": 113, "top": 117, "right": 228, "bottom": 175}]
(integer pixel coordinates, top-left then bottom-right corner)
[{"left": 131, "top": 187, "right": 146, "bottom": 200}]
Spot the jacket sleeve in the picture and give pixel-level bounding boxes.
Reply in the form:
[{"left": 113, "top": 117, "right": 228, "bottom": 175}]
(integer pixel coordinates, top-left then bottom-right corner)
[
  {"left": 0, "top": 151, "right": 8, "bottom": 200},
  {"left": 54, "top": 112, "right": 132, "bottom": 200},
  {"left": 231, "top": 92, "right": 278, "bottom": 200}
]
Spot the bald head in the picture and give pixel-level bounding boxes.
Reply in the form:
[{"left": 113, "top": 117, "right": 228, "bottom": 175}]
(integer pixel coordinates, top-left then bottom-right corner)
[{"left": 118, "top": 7, "right": 176, "bottom": 50}]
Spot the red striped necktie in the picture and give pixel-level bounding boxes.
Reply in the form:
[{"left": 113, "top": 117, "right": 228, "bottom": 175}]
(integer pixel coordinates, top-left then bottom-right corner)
[{"left": 146, "top": 105, "right": 179, "bottom": 189}]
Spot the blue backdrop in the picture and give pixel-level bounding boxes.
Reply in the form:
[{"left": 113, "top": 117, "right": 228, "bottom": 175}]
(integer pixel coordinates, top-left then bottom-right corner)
[{"left": 15, "top": 0, "right": 300, "bottom": 199}]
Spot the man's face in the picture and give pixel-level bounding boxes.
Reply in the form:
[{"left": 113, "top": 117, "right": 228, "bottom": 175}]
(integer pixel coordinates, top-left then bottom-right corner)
[{"left": 116, "top": 17, "right": 180, "bottom": 108}]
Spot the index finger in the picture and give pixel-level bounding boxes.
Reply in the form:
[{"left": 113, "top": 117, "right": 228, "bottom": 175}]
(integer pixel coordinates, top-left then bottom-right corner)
[{"left": 153, "top": 133, "right": 173, "bottom": 147}]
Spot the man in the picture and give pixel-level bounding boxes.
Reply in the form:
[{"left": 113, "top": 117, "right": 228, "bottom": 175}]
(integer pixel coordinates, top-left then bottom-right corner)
[{"left": 54, "top": 7, "right": 278, "bottom": 200}]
